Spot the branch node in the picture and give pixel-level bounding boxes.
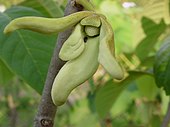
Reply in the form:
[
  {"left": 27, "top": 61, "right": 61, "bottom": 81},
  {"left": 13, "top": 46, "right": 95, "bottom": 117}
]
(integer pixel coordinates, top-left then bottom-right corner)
[
  {"left": 71, "top": 0, "right": 84, "bottom": 10},
  {"left": 40, "top": 119, "right": 53, "bottom": 127}
]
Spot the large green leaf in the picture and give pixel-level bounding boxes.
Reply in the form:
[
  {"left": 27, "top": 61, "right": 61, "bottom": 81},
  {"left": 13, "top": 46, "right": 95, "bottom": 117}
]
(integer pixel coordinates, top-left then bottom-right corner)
[
  {"left": 95, "top": 71, "right": 151, "bottom": 118},
  {"left": 140, "top": 56, "right": 155, "bottom": 68},
  {"left": 110, "top": 83, "right": 139, "bottom": 117},
  {"left": 135, "top": 17, "right": 166, "bottom": 61},
  {"left": 131, "top": 0, "right": 169, "bottom": 56},
  {"left": 0, "top": 59, "right": 13, "bottom": 84},
  {"left": 0, "top": 6, "right": 57, "bottom": 93},
  {"left": 134, "top": 0, "right": 170, "bottom": 24},
  {"left": 136, "top": 75, "right": 158, "bottom": 100},
  {"left": 20, "top": 0, "right": 64, "bottom": 17},
  {"left": 154, "top": 36, "right": 170, "bottom": 95}
]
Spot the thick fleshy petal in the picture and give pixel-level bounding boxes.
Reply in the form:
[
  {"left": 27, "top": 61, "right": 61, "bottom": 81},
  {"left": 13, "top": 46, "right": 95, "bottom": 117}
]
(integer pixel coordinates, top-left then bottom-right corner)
[
  {"left": 98, "top": 17, "right": 124, "bottom": 80},
  {"left": 59, "top": 23, "right": 85, "bottom": 61},
  {"left": 4, "top": 11, "right": 95, "bottom": 34},
  {"left": 80, "top": 14, "right": 101, "bottom": 27},
  {"left": 51, "top": 37, "right": 99, "bottom": 106}
]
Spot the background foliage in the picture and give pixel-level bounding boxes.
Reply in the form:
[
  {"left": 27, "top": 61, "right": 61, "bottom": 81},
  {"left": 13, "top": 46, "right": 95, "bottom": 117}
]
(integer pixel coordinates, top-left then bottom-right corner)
[{"left": 0, "top": 0, "right": 170, "bottom": 127}]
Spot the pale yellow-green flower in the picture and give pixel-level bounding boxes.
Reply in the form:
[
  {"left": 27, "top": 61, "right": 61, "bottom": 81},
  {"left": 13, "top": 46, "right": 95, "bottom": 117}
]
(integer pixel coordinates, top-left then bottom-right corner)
[{"left": 4, "top": 11, "right": 124, "bottom": 106}]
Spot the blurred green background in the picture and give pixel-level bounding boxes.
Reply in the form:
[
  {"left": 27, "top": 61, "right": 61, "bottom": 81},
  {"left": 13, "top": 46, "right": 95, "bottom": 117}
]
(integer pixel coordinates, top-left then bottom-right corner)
[{"left": 0, "top": 0, "right": 170, "bottom": 127}]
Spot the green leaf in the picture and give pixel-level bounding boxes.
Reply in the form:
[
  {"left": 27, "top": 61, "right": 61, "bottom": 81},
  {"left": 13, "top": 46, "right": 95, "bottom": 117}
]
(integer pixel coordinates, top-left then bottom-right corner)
[
  {"left": 20, "top": 0, "right": 64, "bottom": 17},
  {"left": 110, "top": 83, "right": 139, "bottom": 117},
  {"left": 154, "top": 36, "right": 170, "bottom": 95},
  {"left": 136, "top": 75, "right": 158, "bottom": 100},
  {"left": 0, "top": 6, "right": 57, "bottom": 93},
  {"left": 134, "top": 0, "right": 170, "bottom": 24},
  {"left": 150, "top": 114, "right": 161, "bottom": 127},
  {"left": 132, "top": 0, "right": 170, "bottom": 54},
  {"left": 68, "top": 99, "right": 99, "bottom": 127},
  {"left": 140, "top": 56, "right": 155, "bottom": 67},
  {"left": 95, "top": 71, "right": 151, "bottom": 118},
  {"left": 0, "top": 59, "right": 13, "bottom": 84},
  {"left": 135, "top": 17, "right": 166, "bottom": 61}
]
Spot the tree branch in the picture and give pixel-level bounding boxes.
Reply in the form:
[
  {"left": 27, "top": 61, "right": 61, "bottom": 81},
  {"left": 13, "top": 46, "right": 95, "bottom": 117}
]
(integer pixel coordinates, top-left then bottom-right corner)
[
  {"left": 33, "top": 0, "right": 84, "bottom": 127},
  {"left": 161, "top": 97, "right": 170, "bottom": 127}
]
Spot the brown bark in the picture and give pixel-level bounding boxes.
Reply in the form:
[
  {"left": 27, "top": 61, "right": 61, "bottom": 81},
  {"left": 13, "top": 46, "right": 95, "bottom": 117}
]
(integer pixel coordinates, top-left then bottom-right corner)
[{"left": 33, "top": 0, "right": 84, "bottom": 127}]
